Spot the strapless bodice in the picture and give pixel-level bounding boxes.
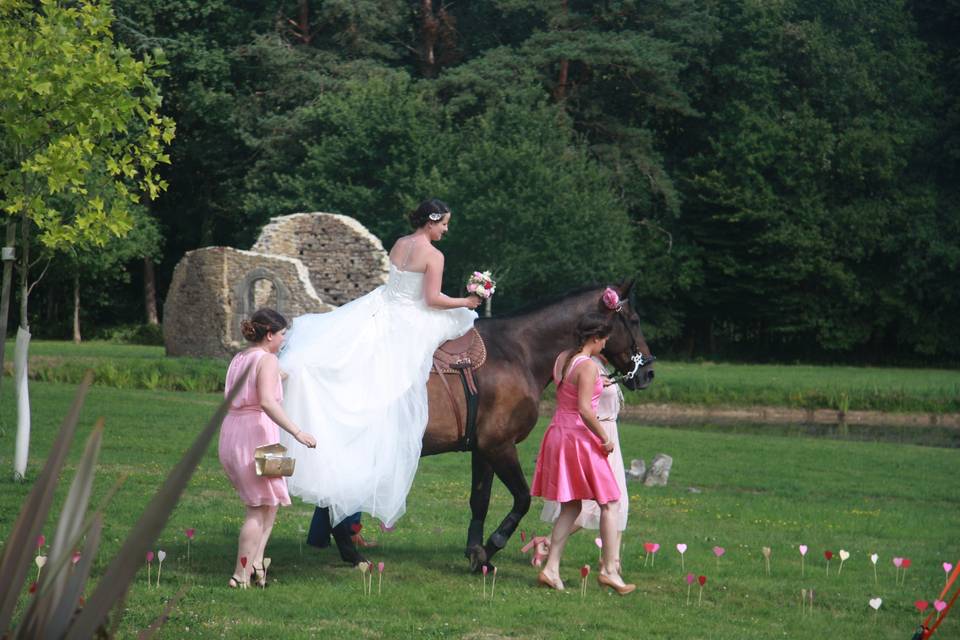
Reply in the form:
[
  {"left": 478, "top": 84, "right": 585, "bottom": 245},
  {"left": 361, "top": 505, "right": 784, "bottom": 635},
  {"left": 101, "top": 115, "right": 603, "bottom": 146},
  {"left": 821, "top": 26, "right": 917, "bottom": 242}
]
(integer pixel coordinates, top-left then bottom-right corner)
[{"left": 384, "top": 263, "right": 426, "bottom": 304}]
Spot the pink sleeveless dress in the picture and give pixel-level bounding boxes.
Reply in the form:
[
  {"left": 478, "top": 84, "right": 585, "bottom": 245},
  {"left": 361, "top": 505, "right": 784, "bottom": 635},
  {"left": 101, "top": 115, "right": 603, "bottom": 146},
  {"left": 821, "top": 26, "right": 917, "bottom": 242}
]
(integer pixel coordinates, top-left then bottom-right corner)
[
  {"left": 219, "top": 349, "right": 291, "bottom": 507},
  {"left": 531, "top": 355, "right": 621, "bottom": 504}
]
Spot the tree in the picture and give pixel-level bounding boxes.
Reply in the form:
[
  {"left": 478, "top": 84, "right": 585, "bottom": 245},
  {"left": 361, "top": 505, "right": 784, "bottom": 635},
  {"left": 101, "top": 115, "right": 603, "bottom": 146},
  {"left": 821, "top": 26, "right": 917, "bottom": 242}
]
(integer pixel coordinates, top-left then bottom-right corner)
[{"left": 0, "top": 0, "right": 175, "bottom": 479}]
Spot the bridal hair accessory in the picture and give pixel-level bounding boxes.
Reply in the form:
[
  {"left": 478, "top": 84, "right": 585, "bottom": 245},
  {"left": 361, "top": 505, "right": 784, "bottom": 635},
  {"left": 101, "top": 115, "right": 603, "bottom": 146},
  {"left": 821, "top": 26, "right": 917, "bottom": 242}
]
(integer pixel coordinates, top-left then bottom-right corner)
[
  {"left": 254, "top": 443, "right": 296, "bottom": 477},
  {"left": 602, "top": 287, "right": 622, "bottom": 311},
  {"left": 428, "top": 211, "right": 445, "bottom": 221}
]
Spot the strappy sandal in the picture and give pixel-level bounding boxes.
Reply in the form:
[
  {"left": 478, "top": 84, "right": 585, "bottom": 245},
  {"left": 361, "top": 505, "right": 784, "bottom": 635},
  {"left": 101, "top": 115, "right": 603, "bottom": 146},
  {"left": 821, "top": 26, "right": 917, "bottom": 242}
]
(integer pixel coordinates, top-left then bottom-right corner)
[
  {"left": 228, "top": 574, "right": 248, "bottom": 589},
  {"left": 252, "top": 564, "right": 268, "bottom": 588}
]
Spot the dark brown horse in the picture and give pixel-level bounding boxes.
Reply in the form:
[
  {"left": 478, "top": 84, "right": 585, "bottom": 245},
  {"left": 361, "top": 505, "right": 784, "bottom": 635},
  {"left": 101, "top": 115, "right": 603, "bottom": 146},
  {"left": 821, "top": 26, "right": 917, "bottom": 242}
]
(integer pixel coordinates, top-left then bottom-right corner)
[{"left": 419, "top": 280, "right": 656, "bottom": 570}]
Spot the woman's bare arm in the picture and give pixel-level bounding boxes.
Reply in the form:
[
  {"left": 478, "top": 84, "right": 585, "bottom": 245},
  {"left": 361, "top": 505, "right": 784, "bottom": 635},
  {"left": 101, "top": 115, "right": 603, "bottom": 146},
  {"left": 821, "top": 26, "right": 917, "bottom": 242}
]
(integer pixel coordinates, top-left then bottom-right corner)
[
  {"left": 422, "top": 251, "right": 480, "bottom": 310},
  {"left": 258, "top": 354, "right": 316, "bottom": 447},
  {"left": 575, "top": 359, "right": 612, "bottom": 452}
]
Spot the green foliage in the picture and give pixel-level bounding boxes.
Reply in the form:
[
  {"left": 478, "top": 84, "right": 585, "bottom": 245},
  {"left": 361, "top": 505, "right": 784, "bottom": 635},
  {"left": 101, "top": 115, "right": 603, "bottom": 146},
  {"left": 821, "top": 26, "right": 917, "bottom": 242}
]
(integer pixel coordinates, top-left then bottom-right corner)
[
  {"left": 0, "top": 0, "right": 175, "bottom": 250},
  {"left": 0, "top": 374, "right": 239, "bottom": 637}
]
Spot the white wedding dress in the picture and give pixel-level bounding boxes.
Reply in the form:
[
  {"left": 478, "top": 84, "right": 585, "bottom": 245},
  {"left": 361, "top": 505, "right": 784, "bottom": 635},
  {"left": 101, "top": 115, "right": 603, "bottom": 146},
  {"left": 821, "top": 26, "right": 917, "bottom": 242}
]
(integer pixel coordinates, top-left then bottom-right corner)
[{"left": 278, "top": 263, "right": 476, "bottom": 526}]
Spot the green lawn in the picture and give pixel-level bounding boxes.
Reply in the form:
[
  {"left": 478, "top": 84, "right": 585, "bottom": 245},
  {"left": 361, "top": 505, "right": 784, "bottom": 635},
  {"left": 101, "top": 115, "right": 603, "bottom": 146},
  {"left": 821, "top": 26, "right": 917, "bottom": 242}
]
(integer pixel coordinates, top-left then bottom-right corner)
[
  {"left": 1, "top": 381, "right": 957, "bottom": 639},
  {"left": 5, "top": 340, "right": 960, "bottom": 412}
]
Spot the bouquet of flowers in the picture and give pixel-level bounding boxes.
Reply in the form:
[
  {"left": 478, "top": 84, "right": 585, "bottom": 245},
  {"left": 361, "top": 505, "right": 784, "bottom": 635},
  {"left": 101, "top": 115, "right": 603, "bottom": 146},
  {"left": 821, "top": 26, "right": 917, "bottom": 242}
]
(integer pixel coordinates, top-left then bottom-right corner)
[{"left": 467, "top": 270, "right": 497, "bottom": 300}]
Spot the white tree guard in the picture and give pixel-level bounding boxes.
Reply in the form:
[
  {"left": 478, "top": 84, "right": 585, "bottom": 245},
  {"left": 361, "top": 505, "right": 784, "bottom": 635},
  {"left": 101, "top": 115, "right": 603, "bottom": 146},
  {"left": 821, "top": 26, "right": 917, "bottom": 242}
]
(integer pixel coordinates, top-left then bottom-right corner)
[{"left": 13, "top": 326, "right": 30, "bottom": 480}]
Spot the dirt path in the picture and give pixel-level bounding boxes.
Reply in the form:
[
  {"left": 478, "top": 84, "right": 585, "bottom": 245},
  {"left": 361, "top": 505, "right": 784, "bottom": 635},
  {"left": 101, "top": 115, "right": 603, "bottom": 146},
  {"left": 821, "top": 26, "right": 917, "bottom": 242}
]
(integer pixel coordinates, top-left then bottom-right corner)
[{"left": 539, "top": 402, "right": 960, "bottom": 429}]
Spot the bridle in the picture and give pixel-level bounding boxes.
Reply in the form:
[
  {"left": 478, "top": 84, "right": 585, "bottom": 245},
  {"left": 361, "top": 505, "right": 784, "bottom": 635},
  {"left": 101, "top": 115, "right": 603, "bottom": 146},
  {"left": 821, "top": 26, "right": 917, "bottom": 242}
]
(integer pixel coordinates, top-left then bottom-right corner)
[{"left": 607, "top": 304, "right": 656, "bottom": 384}]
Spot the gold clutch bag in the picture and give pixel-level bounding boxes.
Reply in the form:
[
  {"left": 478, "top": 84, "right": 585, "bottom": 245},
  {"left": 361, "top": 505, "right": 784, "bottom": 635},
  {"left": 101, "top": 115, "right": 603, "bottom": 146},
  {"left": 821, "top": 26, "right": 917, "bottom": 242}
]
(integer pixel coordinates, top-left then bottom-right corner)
[{"left": 254, "top": 443, "right": 296, "bottom": 477}]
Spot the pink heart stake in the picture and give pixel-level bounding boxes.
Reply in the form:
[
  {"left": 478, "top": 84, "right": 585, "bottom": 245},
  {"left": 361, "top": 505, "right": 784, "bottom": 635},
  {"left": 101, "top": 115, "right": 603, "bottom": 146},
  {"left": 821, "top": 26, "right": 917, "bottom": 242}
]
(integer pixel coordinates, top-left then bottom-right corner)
[
  {"left": 900, "top": 558, "right": 912, "bottom": 586},
  {"left": 377, "top": 561, "right": 385, "bottom": 595},
  {"left": 893, "top": 557, "right": 903, "bottom": 585},
  {"left": 378, "top": 520, "right": 395, "bottom": 533},
  {"left": 71, "top": 550, "right": 81, "bottom": 565},
  {"left": 676, "top": 543, "right": 688, "bottom": 571},
  {"left": 580, "top": 565, "right": 590, "bottom": 598},
  {"left": 685, "top": 573, "right": 695, "bottom": 605},
  {"left": 799, "top": 545, "right": 808, "bottom": 577},
  {"left": 934, "top": 600, "right": 947, "bottom": 613},
  {"left": 945, "top": 563, "right": 955, "bottom": 586},
  {"left": 713, "top": 546, "right": 725, "bottom": 570},
  {"left": 145, "top": 551, "right": 154, "bottom": 587},
  {"left": 595, "top": 536, "right": 603, "bottom": 564},
  {"left": 36, "top": 535, "right": 45, "bottom": 550},
  {"left": 491, "top": 566, "right": 498, "bottom": 599},
  {"left": 482, "top": 564, "right": 489, "bottom": 599},
  {"left": 643, "top": 542, "right": 659, "bottom": 567}
]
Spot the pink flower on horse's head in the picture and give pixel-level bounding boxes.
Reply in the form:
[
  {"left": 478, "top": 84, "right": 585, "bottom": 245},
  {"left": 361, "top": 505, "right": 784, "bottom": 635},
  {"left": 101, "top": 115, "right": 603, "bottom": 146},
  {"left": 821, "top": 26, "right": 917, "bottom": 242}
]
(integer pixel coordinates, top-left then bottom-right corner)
[{"left": 601, "top": 287, "right": 621, "bottom": 311}]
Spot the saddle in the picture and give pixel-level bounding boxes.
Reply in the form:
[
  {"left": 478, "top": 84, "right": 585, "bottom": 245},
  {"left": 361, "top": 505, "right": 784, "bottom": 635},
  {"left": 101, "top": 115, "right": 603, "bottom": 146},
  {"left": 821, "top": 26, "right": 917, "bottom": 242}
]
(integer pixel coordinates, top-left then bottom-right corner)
[{"left": 431, "top": 328, "right": 486, "bottom": 450}]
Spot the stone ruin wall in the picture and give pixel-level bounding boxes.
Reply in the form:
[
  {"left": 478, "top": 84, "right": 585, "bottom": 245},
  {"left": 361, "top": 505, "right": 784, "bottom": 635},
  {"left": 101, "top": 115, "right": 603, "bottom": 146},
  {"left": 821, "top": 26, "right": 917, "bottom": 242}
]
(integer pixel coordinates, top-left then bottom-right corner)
[
  {"left": 163, "top": 212, "right": 388, "bottom": 358},
  {"left": 251, "top": 213, "right": 389, "bottom": 307}
]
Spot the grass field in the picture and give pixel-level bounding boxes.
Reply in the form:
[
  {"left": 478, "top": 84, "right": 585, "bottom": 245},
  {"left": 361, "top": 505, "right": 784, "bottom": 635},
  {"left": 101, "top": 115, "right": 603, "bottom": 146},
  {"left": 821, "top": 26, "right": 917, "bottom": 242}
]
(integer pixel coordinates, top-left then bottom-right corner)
[
  {"left": 5, "top": 340, "right": 960, "bottom": 413},
  {"left": 1, "top": 380, "right": 957, "bottom": 639}
]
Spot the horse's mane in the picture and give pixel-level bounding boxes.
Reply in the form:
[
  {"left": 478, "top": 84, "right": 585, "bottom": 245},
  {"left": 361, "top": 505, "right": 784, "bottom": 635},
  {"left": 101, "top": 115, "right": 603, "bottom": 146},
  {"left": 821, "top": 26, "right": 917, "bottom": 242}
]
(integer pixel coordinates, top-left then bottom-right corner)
[{"left": 488, "top": 283, "right": 607, "bottom": 320}]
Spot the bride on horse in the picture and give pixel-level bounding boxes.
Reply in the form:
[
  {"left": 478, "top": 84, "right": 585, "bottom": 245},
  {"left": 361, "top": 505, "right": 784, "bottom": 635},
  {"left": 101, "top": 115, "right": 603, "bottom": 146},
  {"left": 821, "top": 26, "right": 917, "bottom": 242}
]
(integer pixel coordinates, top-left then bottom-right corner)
[{"left": 279, "top": 199, "right": 481, "bottom": 528}]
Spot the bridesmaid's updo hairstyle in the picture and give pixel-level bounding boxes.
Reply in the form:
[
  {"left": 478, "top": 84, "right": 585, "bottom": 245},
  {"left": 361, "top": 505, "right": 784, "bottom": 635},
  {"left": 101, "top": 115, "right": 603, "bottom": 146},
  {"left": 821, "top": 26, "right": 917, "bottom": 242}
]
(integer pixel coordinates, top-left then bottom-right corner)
[
  {"left": 574, "top": 312, "right": 614, "bottom": 348},
  {"left": 408, "top": 198, "right": 451, "bottom": 229},
  {"left": 240, "top": 308, "right": 287, "bottom": 343}
]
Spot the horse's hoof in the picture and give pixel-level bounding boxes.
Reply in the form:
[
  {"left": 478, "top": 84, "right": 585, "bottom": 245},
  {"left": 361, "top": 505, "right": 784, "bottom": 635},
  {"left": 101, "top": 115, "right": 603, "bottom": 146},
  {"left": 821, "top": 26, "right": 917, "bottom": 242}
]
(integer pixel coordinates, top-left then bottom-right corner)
[{"left": 468, "top": 545, "right": 487, "bottom": 573}]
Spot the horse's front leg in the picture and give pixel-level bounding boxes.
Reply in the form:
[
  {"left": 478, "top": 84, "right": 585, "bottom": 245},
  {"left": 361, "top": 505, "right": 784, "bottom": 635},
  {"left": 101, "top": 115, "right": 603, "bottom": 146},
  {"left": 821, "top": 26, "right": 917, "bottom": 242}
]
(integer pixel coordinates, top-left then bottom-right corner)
[
  {"left": 476, "top": 443, "right": 531, "bottom": 569},
  {"left": 466, "top": 449, "right": 494, "bottom": 561}
]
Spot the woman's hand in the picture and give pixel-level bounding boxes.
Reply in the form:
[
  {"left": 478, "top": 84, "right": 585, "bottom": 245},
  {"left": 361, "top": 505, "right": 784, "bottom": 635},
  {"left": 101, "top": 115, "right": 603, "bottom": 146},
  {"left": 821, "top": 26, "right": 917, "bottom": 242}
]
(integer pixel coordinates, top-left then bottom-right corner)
[
  {"left": 464, "top": 294, "right": 482, "bottom": 310},
  {"left": 295, "top": 430, "right": 317, "bottom": 448},
  {"left": 601, "top": 439, "right": 615, "bottom": 455}
]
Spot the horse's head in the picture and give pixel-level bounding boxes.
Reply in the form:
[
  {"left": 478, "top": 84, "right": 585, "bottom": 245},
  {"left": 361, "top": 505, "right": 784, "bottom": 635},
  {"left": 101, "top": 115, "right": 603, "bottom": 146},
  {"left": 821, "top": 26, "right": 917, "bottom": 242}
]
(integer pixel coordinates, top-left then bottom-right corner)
[{"left": 599, "top": 280, "right": 656, "bottom": 391}]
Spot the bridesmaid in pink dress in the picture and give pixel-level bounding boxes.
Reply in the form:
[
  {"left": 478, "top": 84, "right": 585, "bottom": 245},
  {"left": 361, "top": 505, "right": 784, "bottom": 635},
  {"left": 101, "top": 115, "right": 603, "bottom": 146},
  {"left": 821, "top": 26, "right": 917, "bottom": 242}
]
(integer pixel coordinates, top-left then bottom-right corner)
[
  {"left": 531, "top": 312, "right": 635, "bottom": 594},
  {"left": 220, "top": 308, "right": 317, "bottom": 588}
]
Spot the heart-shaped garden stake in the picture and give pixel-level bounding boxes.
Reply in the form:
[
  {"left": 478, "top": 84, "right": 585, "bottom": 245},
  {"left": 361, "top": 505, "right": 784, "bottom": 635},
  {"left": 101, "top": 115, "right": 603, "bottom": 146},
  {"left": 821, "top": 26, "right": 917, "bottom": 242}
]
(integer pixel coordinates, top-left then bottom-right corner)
[
  {"left": 934, "top": 600, "right": 947, "bottom": 613},
  {"left": 799, "top": 545, "right": 808, "bottom": 577},
  {"left": 676, "top": 543, "right": 688, "bottom": 571},
  {"left": 837, "top": 549, "right": 850, "bottom": 575}
]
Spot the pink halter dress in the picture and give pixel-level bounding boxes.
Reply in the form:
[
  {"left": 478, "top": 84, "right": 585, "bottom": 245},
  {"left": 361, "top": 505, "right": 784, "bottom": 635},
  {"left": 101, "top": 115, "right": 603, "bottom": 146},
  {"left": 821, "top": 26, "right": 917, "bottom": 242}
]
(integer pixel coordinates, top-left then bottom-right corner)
[
  {"left": 531, "top": 354, "right": 621, "bottom": 504},
  {"left": 218, "top": 348, "right": 291, "bottom": 507}
]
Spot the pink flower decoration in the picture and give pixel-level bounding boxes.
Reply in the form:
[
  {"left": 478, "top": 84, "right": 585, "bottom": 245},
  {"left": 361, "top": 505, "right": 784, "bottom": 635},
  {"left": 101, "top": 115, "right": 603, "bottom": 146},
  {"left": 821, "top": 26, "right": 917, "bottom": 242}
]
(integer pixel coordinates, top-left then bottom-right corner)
[{"left": 601, "top": 287, "right": 621, "bottom": 311}]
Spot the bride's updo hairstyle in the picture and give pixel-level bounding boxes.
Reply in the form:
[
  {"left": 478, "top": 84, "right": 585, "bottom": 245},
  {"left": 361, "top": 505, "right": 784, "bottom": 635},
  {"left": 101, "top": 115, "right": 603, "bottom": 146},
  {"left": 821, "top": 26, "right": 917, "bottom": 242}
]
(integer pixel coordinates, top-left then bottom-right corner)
[
  {"left": 408, "top": 198, "right": 451, "bottom": 229},
  {"left": 240, "top": 308, "right": 288, "bottom": 343}
]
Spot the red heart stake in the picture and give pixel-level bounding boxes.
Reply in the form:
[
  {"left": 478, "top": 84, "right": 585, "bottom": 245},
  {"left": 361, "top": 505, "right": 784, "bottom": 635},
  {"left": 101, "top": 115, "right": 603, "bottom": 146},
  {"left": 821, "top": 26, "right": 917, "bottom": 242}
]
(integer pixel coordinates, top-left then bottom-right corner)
[
  {"left": 580, "top": 565, "right": 590, "bottom": 578},
  {"left": 902, "top": 558, "right": 912, "bottom": 569},
  {"left": 824, "top": 550, "right": 833, "bottom": 561},
  {"left": 643, "top": 542, "right": 656, "bottom": 553},
  {"left": 915, "top": 600, "right": 929, "bottom": 613},
  {"left": 240, "top": 556, "right": 247, "bottom": 568},
  {"left": 698, "top": 575, "right": 707, "bottom": 586}
]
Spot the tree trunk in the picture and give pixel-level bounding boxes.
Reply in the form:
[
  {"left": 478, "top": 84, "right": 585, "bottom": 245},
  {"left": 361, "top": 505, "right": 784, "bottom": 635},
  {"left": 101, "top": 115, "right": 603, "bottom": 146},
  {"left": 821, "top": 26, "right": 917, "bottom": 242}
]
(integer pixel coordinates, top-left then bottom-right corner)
[
  {"left": 19, "top": 212, "right": 28, "bottom": 330},
  {"left": 72, "top": 272, "right": 81, "bottom": 343},
  {"left": 144, "top": 257, "right": 159, "bottom": 325},
  {"left": 552, "top": 0, "right": 569, "bottom": 102},
  {"left": 0, "top": 220, "right": 17, "bottom": 398},
  {"left": 294, "top": 0, "right": 312, "bottom": 45},
  {"left": 418, "top": 0, "right": 439, "bottom": 78}
]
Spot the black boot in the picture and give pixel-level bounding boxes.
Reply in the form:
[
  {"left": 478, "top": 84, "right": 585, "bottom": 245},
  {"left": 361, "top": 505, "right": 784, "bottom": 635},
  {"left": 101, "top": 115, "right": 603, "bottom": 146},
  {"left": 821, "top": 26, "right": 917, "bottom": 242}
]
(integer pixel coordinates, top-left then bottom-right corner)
[{"left": 331, "top": 518, "right": 367, "bottom": 566}]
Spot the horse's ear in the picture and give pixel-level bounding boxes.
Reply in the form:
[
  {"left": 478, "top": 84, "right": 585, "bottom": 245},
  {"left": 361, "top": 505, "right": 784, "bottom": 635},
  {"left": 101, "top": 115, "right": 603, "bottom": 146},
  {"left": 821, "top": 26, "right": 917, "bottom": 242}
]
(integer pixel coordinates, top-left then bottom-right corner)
[{"left": 617, "top": 279, "right": 635, "bottom": 298}]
